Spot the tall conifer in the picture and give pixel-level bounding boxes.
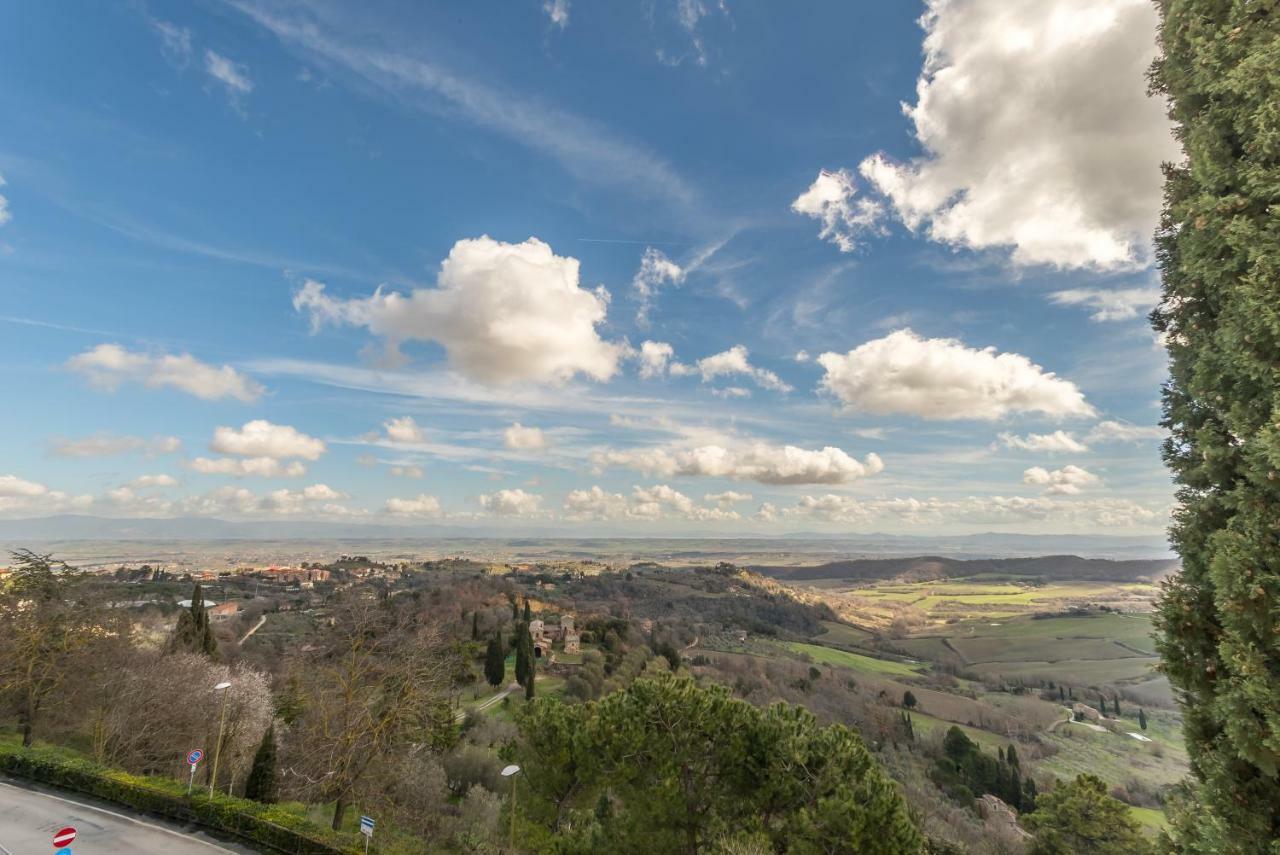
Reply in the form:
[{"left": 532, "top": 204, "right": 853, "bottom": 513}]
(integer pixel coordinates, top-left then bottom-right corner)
[{"left": 1151, "top": 3, "right": 1280, "bottom": 847}]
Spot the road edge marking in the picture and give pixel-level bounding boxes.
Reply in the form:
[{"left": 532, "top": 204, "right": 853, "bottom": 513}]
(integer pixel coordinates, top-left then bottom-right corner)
[{"left": 0, "top": 780, "right": 238, "bottom": 852}]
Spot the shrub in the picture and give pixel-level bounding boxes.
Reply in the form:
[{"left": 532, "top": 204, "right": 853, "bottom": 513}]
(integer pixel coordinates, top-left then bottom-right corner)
[{"left": 0, "top": 741, "right": 360, "bottom": 854}]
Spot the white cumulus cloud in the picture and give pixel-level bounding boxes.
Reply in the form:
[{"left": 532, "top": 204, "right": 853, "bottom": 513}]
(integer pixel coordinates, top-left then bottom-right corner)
[
  {"left": 998, "top": 430, "right": 1089, "bottom": 454},
  {"left": 480, "top": 488, "right": 543, "bottom": 517},
  {"left": 856, "top": 0, "right": 1180, "bottom": 269},
  {"left": 705, "top": 490, "right": 751, "bottom": 507},
  {"left": 543, "top": 0, "right": 570, "bottom": 28},
  {"left": 817, "top": 329, "right": 1094, "bottom": 420},
  {"left": 1023, "top": 464, "right": 1100, "bottom": 495},
  {"left": 1085, "top": 420, "right": 1165, "bottom": 443},
  {"left": 385, "top": 494, "right": 443, "bottom": 517},
  {"left": 564, "top": 484, "right": 739, "bottom": 522},
  {"left": 593, "top": 442, "right": 883, "bottom": 486},
  {"left": 636, "top": 340, "right": 695, "bottom": 379},
  {"left": 66, "top": 344, "right": 264, "bottom": 402},
  {"left": 129, "top": 474, "right": 179, "bottom": 488},
  {"left": 0, "top": 475, "right": 48, "bottom": 498},
  {"left": 791, "top": 169, "right": 885, "bottom": 252},
  {"left": 294, "top": 236, "right": 624, "bottom": 386},
  {"left": 696, "top": 345, "right": 791, "bottom": 393},
  {"left": 189, "top": 457, "right": 308, "bottom": 479},
  {"left": 632, "top": 247, "right": 685, "bottom": 325},
  {"left": 180, "top": 484, "right": 351, "bottom": 517},
  {"left": 1049, "top": 287, "right": 1162, "bottom": 322},
  {"left": 210, "top": 420, "right": 326, "bottom": 460},
  {"left": 504, "top": 423, "right": 547, "bottom": 451},
  {"left": 563, "top": 486, "right": 634, "bottom": 521},
  {"left": 781, "top": 493, "right": 1161, "bottom": 529},
  {"left": 388, "top": 465, "right": 424, "bottom": 479},
  {"left": 381, "top": 416, "right": 425, "bottom": 444}
]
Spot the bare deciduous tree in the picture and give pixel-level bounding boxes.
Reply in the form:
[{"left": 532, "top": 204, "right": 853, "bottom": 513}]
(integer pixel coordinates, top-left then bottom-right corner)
[
  {"left": 282, "top": 594, "right": 455, "bottom": 830},
  {"left": 0, "top": 551, "right": 116, "bottom": 747}
]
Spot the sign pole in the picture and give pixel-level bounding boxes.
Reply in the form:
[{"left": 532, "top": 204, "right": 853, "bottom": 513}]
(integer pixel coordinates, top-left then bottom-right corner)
[
  {"left": 359, "top": 815, "right": 375, "bottom": 851},
  {"left": 185, "top": 749, "right": 204, "bottom": 796}
]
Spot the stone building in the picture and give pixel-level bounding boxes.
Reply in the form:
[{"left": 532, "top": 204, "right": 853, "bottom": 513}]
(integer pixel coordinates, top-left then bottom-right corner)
[
  {"left": 529, "top": 614, "right": 579, "bottom": 658},
  {"left": 1072, "top": 702, "right": 1101, "bottom": 722}
]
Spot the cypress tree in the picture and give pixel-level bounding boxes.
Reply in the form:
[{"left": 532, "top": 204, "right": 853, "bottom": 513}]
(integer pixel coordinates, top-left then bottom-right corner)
[
  {"left": 168, "top": 582, "right": 219, "bottom": 660},
  {"left": 523, "top": 598, "right": 532, "bottom": 621},
  {"left": 525, "top": 654, "right": 536, "bottom": 700},
  {"left": 484, "top": 633, "right": 505, "bottom": 688},
  {"left": 515, "top": 622, "right": 533, "bottom": 687},
  {"left": 1138, "top": 708, "right": 1147, "bottom": 731},
  {"left": 1150, "top": 3, "right": 1280, "bottom": 848},
  {"left": 244, "top": 725, "right": 279, "bottom": 803},
  {"left": 1007, "top": 767, "right": 1022, "bottom": 812},
  {"left": 1112, "top": 697, "right": 1121, "bottom": 718},
  {"left": 471, "top": 611, "right": 479, "bottom": 641}
]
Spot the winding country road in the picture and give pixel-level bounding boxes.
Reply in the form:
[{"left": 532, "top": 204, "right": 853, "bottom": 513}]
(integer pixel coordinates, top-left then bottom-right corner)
[
  {"left": 0, "top": 780, "right": 252, "bottom": 854},
  {"left": 456, "top": 682, "right": 521, "bottom": 723},
  {"left": 238, "top": 614, "right": 268, "bottom": 644}
]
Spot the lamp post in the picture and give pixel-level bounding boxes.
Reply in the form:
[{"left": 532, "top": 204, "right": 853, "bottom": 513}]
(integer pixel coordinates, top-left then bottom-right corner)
[
  {"left": 208, "top": 681, "right": 232, "bottom": 797},
  {"left": 501, "top": 764, "right": 521, "bottom": 853}
]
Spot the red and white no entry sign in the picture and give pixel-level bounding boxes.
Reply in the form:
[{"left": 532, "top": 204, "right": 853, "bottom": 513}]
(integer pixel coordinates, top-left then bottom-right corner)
[{"left": 53, "top": 826, "right": 77, "bottom": 847}]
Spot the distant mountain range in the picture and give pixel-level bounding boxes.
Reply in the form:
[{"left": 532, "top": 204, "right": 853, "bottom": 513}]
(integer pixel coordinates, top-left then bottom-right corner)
[
  {"left": 0, "top": 515, "right": 1173, "bottom": 561},
  {"left": 753, "top": 554, "right": 1179, "bottom": 583}
]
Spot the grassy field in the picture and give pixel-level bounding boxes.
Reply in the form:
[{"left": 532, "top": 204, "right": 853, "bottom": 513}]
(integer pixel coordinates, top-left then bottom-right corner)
[
  {"left": 907, "top": 710, "right": 1009, "bottom": 752},
  {"left": 813, "top": 619, "right": 876, "bottom": 647},
  {"left": 809, "top": 578, "right": 1161, "bottom": 629},
  {"left": 1130, "top": 806, "right": 1170, "bottom": 834},
  {"left": 969, "top": 657, "right": 1161, "bottom": 683},
  {"left": 918, "top": 613, "right": 1163, "bottom": 685},
  {"left": 782, "top": 641, "right": 925, "bottom": 676}
]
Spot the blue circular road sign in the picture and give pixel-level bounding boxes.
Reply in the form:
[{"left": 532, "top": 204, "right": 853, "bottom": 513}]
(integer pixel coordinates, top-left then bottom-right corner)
[{"left": 188, "top": 749, "right": 204, "bottom": 765}]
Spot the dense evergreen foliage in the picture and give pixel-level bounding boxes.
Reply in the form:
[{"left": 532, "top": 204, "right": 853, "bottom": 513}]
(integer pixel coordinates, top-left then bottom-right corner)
[
  {"left": 515, "top": 622, "right": 534, "bottom": 689},
  {"left": 1150, "top": 1, "right": 1280, "bottom": 849},
  {"left": 1024, "top": 774, "right": 1150, "bottom": 855},
  {"left": 514, "top": 674, "right": 922, "bottom": 854},
  {"left": 930, "top": 726, "right": 1032, "bottom": 812},
  {"left": 168, "top": 582, "right": 219, "bottom": 660},
  {"left": 484, "top": 633, "right": 506, "bottom": 688},
  {"left": 244, "top": 724, "right": 279, "bottom": 804}
]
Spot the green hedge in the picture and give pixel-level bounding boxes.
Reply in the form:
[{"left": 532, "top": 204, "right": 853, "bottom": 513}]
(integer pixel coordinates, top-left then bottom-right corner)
[{"left": 0, "top": 742, "right": 364, "bottom": 854}]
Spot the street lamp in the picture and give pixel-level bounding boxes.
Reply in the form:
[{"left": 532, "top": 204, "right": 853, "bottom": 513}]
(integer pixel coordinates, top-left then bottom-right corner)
[
  {"left": 501, "top": 764, "right": 521, "bottom": 853},
  {"left": 208, "top": 681, "right": 232, "bottom": 797}
]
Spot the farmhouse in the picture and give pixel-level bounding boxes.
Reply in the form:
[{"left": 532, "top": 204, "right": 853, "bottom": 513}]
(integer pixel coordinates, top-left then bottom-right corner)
[
  {"left": 977, "top": 795, "right": 1031, "bottom": 840},
  {"left": 529, "top": 614, "right": 580, "bottom": 658},
  {"left": 209, "top": 602, "right": 241, "bottom": 622},
  {"left": 1072, "top": 702, "right": 1101, "bottom": 722}
]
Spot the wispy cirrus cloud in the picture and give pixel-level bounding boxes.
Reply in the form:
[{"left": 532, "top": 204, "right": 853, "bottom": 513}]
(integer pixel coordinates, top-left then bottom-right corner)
[{"left": 228, "top": 0, "right": 694, "bottom": 208}]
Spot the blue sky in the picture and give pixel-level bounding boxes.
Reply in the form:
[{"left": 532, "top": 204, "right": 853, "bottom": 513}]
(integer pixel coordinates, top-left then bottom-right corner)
[{"left": 0, "top": 0, "right": 1179, "bottom": 534}]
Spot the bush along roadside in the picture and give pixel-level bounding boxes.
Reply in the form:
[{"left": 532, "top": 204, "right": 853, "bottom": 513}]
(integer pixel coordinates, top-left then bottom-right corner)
[{"left": 0, "top": 741, "right": 364, "bottom": 855}]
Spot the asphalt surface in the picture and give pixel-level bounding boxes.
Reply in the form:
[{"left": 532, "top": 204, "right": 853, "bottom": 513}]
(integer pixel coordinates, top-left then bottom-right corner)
[{"left": 0, "top": 780, "right": 255, "bottom": 854}]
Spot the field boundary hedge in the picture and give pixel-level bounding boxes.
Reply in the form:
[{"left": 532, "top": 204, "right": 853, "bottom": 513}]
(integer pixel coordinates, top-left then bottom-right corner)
[{"left": 0, "top": 743, "right": 362, "bottom": 854}]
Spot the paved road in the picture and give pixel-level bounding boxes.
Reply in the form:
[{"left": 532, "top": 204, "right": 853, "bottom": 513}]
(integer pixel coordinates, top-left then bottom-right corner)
[
  {"left": 239, "top": 614, "right": 268, "bottom": 644},
  {"left": 456, "top": 682, "right": 520, "bottom": 722},
  {"left": 0, "top": 780, "right": 251, "bottom": 854}
]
